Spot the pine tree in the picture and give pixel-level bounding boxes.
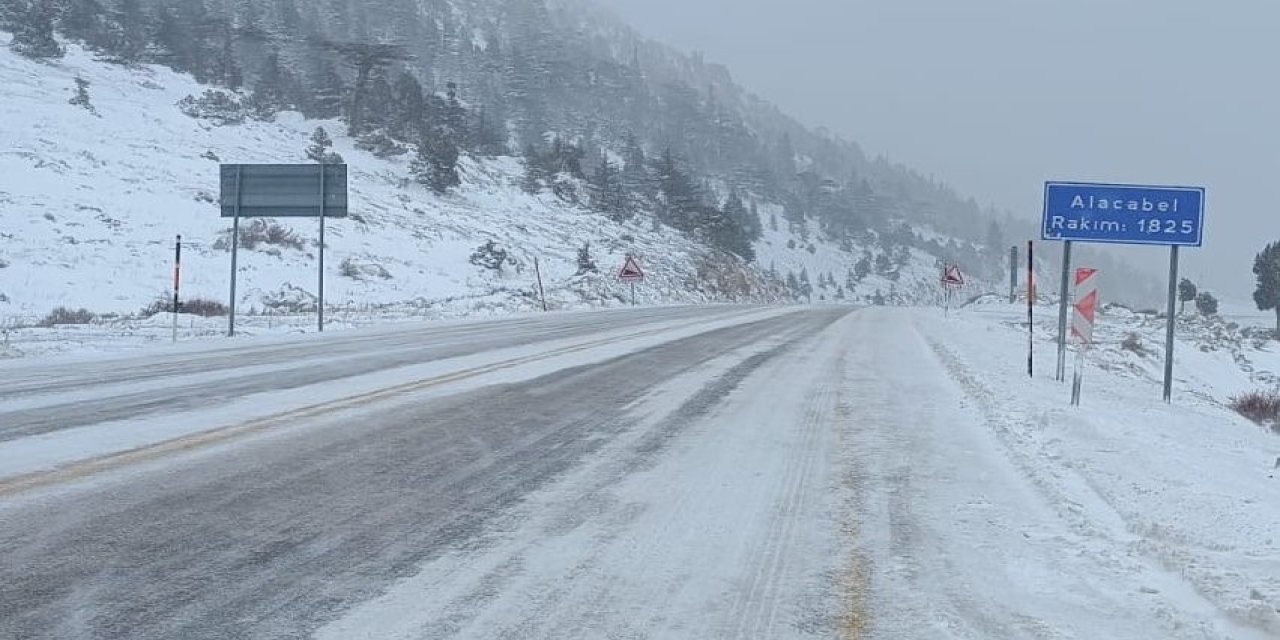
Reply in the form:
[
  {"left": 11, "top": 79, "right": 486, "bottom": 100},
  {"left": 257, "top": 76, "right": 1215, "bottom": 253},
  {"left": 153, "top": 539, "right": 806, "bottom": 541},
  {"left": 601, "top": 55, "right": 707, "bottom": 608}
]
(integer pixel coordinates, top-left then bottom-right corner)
[
  {"left": 1195, "top": 291, "right": 1218, "bottom": 316},
  {"left": 444, "top": 81, "right": 469, "bottom": 148},
  {"left": 590, "top": 157, "right": 627, "bottom": 220},
  {"left": 521, "top": 144, "right": 547, "bottom": 194},
  {"left": 315, "top": 41, "right": 411, "bottom": 136},
  {"left": 723, "top": 191, "right": 759, "bottom": 242},
  {"left": 68, "top": 77, "right": 97, "bottom": 115},
  {"left": 390, "top": 72, "right": 426, "bottom": 140},
  {"left": 412, "top": 127, "right": 461, "bottom": 194},
  {"left": 11, "top": 1, "right": 64, "bottom": 60},
  {"left": 654, "top": 149, "right": 698, "bottom": 231},
  {"left": 305, "top": 127, "right": 344, "bottom": 164},
  {"left": 1253, "top": 241, "right": 1280, "bottom": 332},
  {"left": 472, "top": 105, "right": 507, "bottom": 156},
  {"left": 1178, "top": 278, "right": 1197, "bottom": 314},
  {"left": 107, "top": 0, "right": 150, "bottom": 63},
  {"left": 854, "top": 254, "right": 872, "bottom": 282},
  {"left": 59, "top": 0, "right": 108, "bottom": 48},
  {"left": 307, "top": 61, "right": 346, "bottom": 119},
  {"left": 247, "top": 51, "right": 288, "bottom": 119},
  {"left": 620, "top": 132, "right": 648, "bottom": 194}
]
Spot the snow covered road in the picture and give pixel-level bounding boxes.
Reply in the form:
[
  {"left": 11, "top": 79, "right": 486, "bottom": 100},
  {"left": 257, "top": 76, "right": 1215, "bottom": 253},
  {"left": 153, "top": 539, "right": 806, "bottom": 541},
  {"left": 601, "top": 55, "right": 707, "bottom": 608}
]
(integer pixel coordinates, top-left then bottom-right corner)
[{"left": 1, "top": 305, "right": 1275, "bottom": 639}]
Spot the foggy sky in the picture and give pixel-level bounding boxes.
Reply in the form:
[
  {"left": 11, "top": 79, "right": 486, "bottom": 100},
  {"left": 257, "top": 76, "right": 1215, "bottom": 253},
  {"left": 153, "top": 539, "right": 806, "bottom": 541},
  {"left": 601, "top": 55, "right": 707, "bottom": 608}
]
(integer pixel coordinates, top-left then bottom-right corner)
[{"left": 597, "top": 0, "right": 1280, "bottom": 300}]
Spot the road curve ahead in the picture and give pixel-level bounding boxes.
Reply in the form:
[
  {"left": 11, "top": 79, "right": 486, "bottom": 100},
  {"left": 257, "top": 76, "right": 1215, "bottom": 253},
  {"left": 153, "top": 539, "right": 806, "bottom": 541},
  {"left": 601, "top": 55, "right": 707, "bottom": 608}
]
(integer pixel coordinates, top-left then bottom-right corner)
[{"left": 0, "top": 306, "right": 863, "bottom": 640}]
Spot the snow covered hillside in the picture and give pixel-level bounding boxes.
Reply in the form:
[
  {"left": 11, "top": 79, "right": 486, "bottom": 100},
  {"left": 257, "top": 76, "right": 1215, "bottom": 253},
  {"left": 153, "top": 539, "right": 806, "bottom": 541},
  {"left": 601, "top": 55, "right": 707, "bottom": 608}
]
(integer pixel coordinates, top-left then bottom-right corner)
[
  {"left": 0, "top": 35, "right": 977, "bottom": 327},
  {"left": 0, "top": 37, "right": 782, "bottom": 318},
  {"left": 0, "top": 35, "right": 987, "bottom": 357}
]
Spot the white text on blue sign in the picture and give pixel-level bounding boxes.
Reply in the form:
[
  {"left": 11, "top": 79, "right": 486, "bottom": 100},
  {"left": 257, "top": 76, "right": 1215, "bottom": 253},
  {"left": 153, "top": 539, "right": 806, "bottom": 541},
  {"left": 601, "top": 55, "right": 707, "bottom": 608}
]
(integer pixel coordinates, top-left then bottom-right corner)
[{"left": 1042, "top": 182, "right": 1204, "bottom": 247}]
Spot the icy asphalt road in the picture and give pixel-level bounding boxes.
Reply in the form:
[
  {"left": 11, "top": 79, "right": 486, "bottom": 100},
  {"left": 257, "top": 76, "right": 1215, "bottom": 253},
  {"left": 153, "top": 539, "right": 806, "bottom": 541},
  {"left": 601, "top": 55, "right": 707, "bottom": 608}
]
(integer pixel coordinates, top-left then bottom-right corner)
[
  {"left": 0, "top": 305, "right": 860, "bottom": 639},
  {"left": 1, "top": 306, "right": 1265, "bottom": 640}
]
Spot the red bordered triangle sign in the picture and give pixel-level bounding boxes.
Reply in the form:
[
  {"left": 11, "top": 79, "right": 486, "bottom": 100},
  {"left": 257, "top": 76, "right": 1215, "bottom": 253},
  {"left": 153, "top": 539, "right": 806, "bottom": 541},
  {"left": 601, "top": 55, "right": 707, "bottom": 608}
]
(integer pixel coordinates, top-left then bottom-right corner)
[
  {"left": 942, "top": 264, "right": 965, "bottom": 286},
  {"left": 618, "top": 256, "right": 644, "bottom": 281}
]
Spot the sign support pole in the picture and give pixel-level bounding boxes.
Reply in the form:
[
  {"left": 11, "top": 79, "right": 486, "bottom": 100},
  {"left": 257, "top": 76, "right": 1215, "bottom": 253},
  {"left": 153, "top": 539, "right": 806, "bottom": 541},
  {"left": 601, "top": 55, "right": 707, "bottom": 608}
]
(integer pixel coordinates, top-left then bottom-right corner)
[
  {"left": 228, "top": 165, "right": 242, "bottom": 337},
  {"left": 534, "top": 256, "right": 547, "bottom": 312},
  {"left": 318, "top": 164, "right": 326, "bottom": 333},
  {"left": 1027, "top": 241, "right": 1034, "bottom": 378},
  {"left": 1056, "top": 240, "right": 1072, "bottom": 381},
  {"left": 1164, "top": 245, "right": 1180, "bottom": 402},
  {"left": 1071, "top": 345, "right": 1086, "bottom": 406},
  {"left": 630, "top": 281, "right": 636, "bottom": 306},
  {"left": 172, "top": 234, "right": 181, "bottom": 344},
  {"left": 1009, "top": 245, "right": 1018, "bottom": 304}
]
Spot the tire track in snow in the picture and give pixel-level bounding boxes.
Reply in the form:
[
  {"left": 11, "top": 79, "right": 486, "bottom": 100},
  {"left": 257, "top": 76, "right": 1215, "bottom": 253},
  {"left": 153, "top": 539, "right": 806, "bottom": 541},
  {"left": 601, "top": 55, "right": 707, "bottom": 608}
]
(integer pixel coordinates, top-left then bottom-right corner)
[{"left": 729, "top": 360, "right": 836, "bottom": 638}]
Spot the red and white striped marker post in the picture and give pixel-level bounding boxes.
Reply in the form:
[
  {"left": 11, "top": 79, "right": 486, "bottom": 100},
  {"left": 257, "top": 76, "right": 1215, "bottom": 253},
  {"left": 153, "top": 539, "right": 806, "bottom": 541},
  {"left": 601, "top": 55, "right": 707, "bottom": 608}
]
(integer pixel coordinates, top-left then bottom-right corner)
[
  {"left": 172, "top": 234, "right": 182, "bottom": 344},
  {"left": 1070, "top": 267, "right": 1099, "bottom": 405}
]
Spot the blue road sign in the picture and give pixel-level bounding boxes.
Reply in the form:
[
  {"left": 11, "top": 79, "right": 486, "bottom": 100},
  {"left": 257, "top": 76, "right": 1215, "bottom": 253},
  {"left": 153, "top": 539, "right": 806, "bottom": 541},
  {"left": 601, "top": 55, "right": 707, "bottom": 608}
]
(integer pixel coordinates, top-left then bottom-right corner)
[{"left": 1042, "top": 182, "right": 1204, "bottom": 246}]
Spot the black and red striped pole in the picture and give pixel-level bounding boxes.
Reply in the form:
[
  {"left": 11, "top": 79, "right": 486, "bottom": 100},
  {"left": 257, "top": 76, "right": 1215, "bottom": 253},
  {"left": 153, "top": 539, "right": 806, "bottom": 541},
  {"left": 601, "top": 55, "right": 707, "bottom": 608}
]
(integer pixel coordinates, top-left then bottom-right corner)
[
  {"left": 1027, "top": 240, "right": 1034, "bottom": 377},
  {"left": 172, "top": 234, "right": 181, "bottom": 343}
]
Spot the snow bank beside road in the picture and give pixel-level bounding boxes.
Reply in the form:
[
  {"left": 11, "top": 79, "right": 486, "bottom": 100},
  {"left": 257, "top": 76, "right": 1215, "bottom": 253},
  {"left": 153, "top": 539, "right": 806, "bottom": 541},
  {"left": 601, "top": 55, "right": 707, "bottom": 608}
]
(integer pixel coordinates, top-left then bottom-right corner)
[{"left": 925, "top": 303, "right": 1280, "bottom": 635}]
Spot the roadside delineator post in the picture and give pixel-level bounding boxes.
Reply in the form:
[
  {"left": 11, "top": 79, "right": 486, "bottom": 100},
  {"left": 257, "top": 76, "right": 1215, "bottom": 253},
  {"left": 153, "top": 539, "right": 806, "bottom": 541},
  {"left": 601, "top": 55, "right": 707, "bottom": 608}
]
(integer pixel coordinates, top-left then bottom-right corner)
[
  {"left": 534, "top": 256, "right": 548, "bottom": 312},
  {"left": 1027, "top": 241, "right": 1034, "bottom": 378},
  {"left": 172, "top": 234, "right": 182, "bottom": 344},
  {"left": 1070, "top": 268, "right": 1099, "bottom": 406}
]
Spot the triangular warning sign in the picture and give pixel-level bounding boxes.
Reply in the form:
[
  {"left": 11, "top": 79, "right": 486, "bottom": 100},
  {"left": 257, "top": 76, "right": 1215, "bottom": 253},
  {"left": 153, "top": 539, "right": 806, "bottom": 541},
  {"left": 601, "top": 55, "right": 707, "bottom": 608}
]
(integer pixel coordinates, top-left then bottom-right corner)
[
  {"left": 942, "top": 265, "right": 965, "bottom": 286},
  {"left": 618, "top": 256, "right": 644, "bottom": 281}
]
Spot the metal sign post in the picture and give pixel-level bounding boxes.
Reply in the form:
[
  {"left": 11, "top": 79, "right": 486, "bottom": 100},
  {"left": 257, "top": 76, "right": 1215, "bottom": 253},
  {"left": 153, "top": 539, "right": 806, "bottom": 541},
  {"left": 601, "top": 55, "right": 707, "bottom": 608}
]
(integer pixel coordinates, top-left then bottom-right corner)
[
  {"left": 1056, "top": 241, "right": 1072, "bottom": 381},
  {"left": 219, "top": 164, "right": 348, "bottom": 337},
  {"left": 318, "top": 164, "right": 326, "bottom": 332},
  {"left": 1009, "top": 245, "right": 1018, "bottom": 303},
  {"left": 942, "top": 264, "right": 964, "bottom": 317},
  {"left": 228, "top": 166, "right": 242, "bottom": 337},
  {"left": 1164, "top": 246, "right": 1179, "bottom": 402},
  {"left": 1042, "top": 181, "right": 1204, "bottom": 402}
]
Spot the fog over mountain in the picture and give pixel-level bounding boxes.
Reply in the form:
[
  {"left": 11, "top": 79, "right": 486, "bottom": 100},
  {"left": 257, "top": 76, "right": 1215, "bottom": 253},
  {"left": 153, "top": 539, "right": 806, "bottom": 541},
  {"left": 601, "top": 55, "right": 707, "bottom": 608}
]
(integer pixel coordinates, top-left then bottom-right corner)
[{"left": 601, "top": 0, "right": 1280, "bottom": 300}]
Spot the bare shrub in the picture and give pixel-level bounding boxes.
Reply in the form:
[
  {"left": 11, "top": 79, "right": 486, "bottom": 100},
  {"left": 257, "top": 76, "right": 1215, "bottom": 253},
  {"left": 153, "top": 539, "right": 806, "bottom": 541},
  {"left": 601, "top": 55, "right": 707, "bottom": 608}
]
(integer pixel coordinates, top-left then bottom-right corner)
[
  {"left": 339, "top": 257, "right": 391, "bottom": 281},
  {"left": 469, "top": 240, "right": 515, "bottom": 273},
  {"left": 141, "top": 297, "right": 227, "bottom": 317},
  {"left": 38, "top": 307, "right": 95, "bottom": 326},
  {"left": 184, "top": 298, "right": 229, "bottom": 317},
  {"left": 1229, "top": 390, "right": 1280, "bottom": 433},
  {"left": 177, "top": 90, "right": 247, "bottom": 126},
  {"left": 1120, "top": 332, "right": 1148, "bottom": 357}
]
